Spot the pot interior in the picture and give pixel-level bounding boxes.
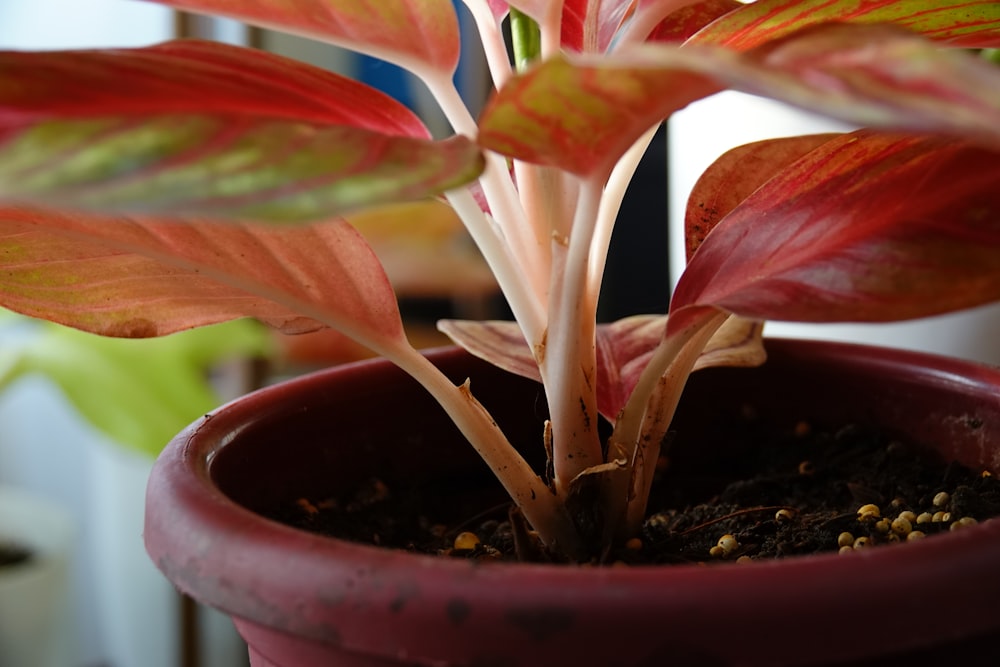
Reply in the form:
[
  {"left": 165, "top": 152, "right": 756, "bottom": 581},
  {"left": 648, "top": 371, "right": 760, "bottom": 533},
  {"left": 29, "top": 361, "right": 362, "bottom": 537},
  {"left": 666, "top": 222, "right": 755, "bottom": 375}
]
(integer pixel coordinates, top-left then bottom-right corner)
[{"left": 211, "top": 340, "right": 1000, "bottom": 530}]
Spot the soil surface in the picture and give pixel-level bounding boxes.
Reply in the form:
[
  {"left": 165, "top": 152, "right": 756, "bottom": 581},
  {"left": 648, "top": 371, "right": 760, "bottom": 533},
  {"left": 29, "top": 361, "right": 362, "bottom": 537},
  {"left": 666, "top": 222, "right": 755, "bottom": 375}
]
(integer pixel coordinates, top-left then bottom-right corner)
[{"left": 266, "top": 415, "right": 1000, "bottom": 565}]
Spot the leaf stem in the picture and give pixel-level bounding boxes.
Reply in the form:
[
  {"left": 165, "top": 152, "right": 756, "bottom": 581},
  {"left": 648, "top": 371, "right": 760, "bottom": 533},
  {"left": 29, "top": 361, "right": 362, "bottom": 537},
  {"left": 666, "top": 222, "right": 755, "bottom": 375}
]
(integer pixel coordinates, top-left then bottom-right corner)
[
  {"left": 588, "top": 125, "right": 660, "bottom": 299},
  {"left": 510, "top": 7, "right": 543, "bottom": 72},
  {"left": 385, "top": 342, "right": 586, "bottom": 557},
  {"left": 460, "top": 0, "right": 514, "bottom": 89},
  {"left": 608, "top": 307, "right": 728, "bottom": 537},
  {"left": 423, "top": 72, "right": 545, "bottom": 273},
  {"left": 445, "top": 188, "right": 545, "bottom": 342},
  {"left": 543, "top": 177, "right": 605, "bottom": 492}
]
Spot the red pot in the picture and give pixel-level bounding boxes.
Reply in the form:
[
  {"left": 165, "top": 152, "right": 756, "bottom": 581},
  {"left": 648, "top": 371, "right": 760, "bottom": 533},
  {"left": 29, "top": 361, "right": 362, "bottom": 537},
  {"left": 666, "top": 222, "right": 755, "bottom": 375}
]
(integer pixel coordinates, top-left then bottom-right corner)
[{"left": 145, "top": 339, "right": 1000, "bottom": 667}]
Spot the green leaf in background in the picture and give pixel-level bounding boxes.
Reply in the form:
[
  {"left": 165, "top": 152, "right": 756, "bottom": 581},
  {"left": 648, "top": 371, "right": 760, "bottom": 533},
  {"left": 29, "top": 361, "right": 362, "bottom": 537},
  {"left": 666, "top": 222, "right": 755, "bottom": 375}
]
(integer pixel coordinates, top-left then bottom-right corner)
[{"left": 0, "top": 314, "right": 274, "bottom": 457}]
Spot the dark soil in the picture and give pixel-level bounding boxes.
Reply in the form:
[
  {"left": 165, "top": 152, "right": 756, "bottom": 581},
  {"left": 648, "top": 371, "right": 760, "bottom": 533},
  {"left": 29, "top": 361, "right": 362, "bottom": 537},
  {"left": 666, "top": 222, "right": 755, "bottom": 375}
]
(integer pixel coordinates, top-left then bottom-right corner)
[
  {"left": 265, "top": 415, "right": 1000, "bottom": 565},
  {"left": 0, "top": 540, "right": 33, "bottom": 568}
]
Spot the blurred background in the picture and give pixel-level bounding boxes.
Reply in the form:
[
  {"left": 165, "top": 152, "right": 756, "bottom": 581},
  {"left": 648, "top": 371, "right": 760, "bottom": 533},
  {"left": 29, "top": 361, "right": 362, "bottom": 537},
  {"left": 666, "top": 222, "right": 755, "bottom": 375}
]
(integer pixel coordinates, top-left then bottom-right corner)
[{"left": 3, "top": 2, "right": 998, "bottom": 667}]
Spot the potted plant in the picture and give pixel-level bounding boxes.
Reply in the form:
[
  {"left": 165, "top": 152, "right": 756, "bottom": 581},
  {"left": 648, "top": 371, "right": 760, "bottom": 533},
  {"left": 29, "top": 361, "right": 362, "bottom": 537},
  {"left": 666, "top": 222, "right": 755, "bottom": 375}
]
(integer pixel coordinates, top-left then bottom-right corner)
[{"left": 1, "top": 0, "right": 1000, "bottom": 665}]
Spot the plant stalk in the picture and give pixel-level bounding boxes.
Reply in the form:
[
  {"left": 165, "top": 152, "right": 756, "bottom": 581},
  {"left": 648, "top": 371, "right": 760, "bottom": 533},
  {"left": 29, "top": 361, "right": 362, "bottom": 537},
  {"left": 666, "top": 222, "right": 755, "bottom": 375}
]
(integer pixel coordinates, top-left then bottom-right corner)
[
  {"left": 542, "top": 178, "right": 606, "bottom": 492},
  {"left": 387, "top": 342, "right": 587, "bottom": 558}
]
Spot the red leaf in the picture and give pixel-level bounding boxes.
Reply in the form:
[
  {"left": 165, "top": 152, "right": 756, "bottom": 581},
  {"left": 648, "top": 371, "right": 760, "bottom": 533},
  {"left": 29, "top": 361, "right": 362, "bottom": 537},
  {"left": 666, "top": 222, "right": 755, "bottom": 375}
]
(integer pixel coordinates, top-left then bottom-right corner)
[
  {"left": 479, "top": 23, "right": 1000, "bottom": 175},
  {"left": 690, "top": 0, "right": 1000, "bottom": 50},
  {"left": 595, "top": 314, "right": 764, "bottom": 421},
  {"left": 685, "top": 133, "right": 840, "bottom": 261},
  {"left": 152, "top": 0, "right": 461, "bottom": 74},
  {"left": 0, "top": 41, "right": 428, "bottom": 137},
  {"left": 0, "top": 207, "right": 405, "bottom": 347},
  {"left": 645, "top": 0, "right": 744, "bottom": 44},
  {"left": 673, "top": 131, "right": 1000, "bottom": 323}
]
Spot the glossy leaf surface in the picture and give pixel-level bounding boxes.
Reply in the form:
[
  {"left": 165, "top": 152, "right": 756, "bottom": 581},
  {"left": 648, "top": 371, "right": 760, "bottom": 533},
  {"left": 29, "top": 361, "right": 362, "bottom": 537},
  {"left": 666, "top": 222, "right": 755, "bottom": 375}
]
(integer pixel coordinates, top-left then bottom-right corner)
[
  {"left": 0, "top": 117, "right": 482, "bottom": 223},
  {"left": 477, "top": 52, "right": 718, "bottom": 176},
  {"left": 685, "top": 133, "right": 839, "bottom": 261},
  {"left": 0, "top": 43, "right": 485, "bottom": 222},
  {"left": 674, "top": 131, "right": 1000, "bottom": 323},
  {"left": 439, "top": 314, "right": 764, "bottom": 421},
  {"left": 0, "top": 208, "right": 406, "bottom": 348},
  {"left": 690, "top": 0, "right": 1000, "bottom": 49},
  {"left": 155, "top": 0, "right": 461, "bottom": 74},
  {"left": 0, "top": 41, "right": 428, "bottom": 136},
  {"left": 644, "top": 0, "right": 744, "bottom": 43},
  {"left": 479, "top": 24, "right": 1000, "bottom": 175}
]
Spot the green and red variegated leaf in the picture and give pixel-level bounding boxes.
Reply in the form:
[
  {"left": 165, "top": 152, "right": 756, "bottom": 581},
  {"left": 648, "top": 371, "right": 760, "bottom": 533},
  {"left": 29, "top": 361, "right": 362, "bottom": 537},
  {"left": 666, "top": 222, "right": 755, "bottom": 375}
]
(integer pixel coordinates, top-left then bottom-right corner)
[
  {"left": 438, "top": 314, "right": 764, "bottom": 421},
  {"left": 477, "top": 52, "right": 720, "bottom": 176},
  {"left": 154, "top": 0, "right": 461, "bottom": 75},
  {"left": 0, "top": 43, "right": 482, "bottom": 222},
  {"left": 479, "top": 23, "right": 1000, "bottom": 175},
  {"left": 689, "top": 0, "right": 1000, "bottom": 50},
  {"left": 673, "top": 130, "right": 1000, "bottom": 324},
  {"left": 722, "top": 24, "right": 1000, "bottom": 147},
  {"left": 685, "top": 133, "right": 840, "bottom": 261},
  {"left": 0, "top": 117, "right": 482, "bottom": 223},
  {"left": 0, "top": 41, "right": 428, "bottom": 137},
  {"left": 0, "top": 207, "right": 406, "bottom": 347}
]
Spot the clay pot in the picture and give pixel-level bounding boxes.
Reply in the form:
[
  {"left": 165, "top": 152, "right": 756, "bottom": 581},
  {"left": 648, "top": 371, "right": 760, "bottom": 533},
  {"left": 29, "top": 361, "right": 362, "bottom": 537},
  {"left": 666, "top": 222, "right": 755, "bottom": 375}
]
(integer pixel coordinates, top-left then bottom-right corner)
[{"left": 145, "top": 339, "right": 1000, "bottom": 666}]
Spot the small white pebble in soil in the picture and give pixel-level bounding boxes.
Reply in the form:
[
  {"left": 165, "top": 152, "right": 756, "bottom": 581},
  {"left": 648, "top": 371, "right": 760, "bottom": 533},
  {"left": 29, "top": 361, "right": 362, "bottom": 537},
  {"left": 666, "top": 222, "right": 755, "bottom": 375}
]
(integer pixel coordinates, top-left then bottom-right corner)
[
  {"left": 775, "top": 509, "right": 795, "bottom": 523},
  {"left": 857, "top": 504, "right": 881, "bottom": 521},
  {"left": 950, "top": 517, "right": 978, "bottom": 531},
  {"left": 891, "top": 516, "right": 912, "bottom": 536},
  {"left": 933, "top": 492, "right": 950, "bottom": 508},
  {"left": 453, "top": 531, "right": 481, "bottom": 550},
  {"left": 717, "top": 534, "right": 739, "bottom": 555}
]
